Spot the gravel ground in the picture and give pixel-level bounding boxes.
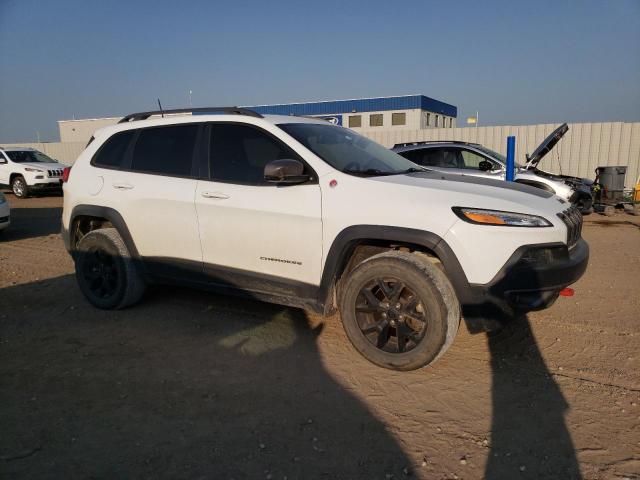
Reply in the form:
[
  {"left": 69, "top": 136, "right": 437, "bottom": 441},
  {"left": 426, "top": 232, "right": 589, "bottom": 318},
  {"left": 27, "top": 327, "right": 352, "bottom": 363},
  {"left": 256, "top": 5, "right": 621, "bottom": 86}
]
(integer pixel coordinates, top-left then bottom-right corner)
[{"left": 1, "top": 194, "right": 639, "bottom": 480}]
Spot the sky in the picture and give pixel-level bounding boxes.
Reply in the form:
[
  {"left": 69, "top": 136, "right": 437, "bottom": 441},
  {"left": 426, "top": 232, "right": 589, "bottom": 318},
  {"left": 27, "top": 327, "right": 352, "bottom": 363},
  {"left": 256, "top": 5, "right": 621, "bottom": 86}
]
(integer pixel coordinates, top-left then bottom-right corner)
[{"left": 0, "top": 0, "right": 639, "bottom": 142}]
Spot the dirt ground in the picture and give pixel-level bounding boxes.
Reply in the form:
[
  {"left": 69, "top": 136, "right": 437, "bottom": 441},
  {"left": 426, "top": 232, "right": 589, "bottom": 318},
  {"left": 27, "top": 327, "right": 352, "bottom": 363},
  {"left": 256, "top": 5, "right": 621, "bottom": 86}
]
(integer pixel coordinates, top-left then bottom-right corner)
[{"left": 1, "top": 194, "right": 638, "bottom": 480}]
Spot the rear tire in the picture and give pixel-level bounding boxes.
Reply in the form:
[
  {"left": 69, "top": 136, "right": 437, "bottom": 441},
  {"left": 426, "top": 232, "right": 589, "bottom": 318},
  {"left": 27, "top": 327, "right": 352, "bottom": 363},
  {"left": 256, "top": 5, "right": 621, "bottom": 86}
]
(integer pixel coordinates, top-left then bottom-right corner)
[
  {"left": 74, "top": 228, "right": 145, "bottom": 309},
  {"left": 339, "top": 251, "right": 460, "bottom": 371},
  {"left": 11, "top": 176, "right": 29, "bottom": 198}
]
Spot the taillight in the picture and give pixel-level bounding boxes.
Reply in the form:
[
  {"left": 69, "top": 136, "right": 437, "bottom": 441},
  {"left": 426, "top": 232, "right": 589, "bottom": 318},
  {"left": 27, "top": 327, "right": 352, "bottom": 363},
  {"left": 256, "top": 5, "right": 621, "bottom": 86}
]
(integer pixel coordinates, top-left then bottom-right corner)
[{"left": 62, "top": 167, "right": 71, "bottom": 183}]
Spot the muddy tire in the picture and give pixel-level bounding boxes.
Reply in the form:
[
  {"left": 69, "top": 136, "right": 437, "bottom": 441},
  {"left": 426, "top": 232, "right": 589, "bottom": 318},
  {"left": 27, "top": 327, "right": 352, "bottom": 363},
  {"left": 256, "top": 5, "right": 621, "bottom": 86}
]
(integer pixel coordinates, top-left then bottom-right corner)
[
  {"left": 339, "top": 251, "right": 460, "bottom": 371},
  {"left": 75, "top": 228, "right": 145, "bottom": 309},
  {"left": 11, "top": 175, "right": 30, "bottom": 198}
]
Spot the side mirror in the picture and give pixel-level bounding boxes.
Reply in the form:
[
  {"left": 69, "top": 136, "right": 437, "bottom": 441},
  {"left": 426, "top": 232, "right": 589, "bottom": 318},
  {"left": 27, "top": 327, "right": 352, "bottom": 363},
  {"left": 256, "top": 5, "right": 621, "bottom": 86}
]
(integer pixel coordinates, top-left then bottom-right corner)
[
  {"left": 264, "top": 159, "right": 309, "bottom": 184},
  {"left": 479, "top": 160, "right": 493, "bottom": 171}
]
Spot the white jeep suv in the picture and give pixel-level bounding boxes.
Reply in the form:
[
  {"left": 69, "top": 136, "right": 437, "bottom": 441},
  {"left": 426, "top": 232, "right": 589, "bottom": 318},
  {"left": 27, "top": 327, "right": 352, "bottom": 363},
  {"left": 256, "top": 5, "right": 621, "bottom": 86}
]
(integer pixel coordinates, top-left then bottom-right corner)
[
  {"left": 61, "top": 107, "right": 588, "bottom": 370},
  {"left": 0, "top": 147, "right": 65, "bottom": 198}
]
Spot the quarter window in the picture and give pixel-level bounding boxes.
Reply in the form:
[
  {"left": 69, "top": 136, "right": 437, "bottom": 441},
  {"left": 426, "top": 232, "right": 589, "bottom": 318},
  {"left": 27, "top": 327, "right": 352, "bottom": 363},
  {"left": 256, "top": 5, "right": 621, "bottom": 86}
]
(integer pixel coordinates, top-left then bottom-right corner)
[
  {"left": 369, "top": 114, "right": 383, "bottom": 127},
  {"left": 348, "top": 115, "right": 362, "bottom": 128},
  {"left": 92, "top": 130, "right": 135, "bottom": 169},
  {"left": 392, "top": 113, "right": 406, "bottom": 126},
  {"left": 130, "top": 125, "right": 198, "bottom": 176},
  {"left": 209, "top": 124, "right": 303, "bottom": 185}
]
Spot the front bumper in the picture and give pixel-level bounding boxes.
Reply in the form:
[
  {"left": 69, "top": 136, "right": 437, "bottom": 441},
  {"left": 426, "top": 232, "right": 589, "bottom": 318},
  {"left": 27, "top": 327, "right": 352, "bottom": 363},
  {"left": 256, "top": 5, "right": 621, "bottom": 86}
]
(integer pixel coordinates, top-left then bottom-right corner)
[{"left": 459, "top": 239, "right": 589, "bottom": 318}]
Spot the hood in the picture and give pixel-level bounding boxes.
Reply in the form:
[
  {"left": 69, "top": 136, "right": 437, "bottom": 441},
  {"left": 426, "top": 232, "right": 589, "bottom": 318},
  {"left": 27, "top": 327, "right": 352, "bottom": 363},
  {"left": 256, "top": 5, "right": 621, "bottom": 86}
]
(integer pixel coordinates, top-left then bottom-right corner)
[
  {"left": 21, "top": 162, "right": 62, "bottom": 171},
  {"left": 368, "top": 170, "right": 568, "bottom": 217},
  {"left": 525, "top": 123, "right": 568, "bottom": 169}
]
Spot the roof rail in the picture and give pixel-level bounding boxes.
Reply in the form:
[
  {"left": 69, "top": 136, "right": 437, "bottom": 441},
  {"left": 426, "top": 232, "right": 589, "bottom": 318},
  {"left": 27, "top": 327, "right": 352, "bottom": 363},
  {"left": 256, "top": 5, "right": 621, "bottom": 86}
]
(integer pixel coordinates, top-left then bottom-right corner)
[
  {"left": 118, "top": 106, "right": 263, "bottom": 123},
  {"left": 393, "top": 140, "right": 479, "bottom": 148}
]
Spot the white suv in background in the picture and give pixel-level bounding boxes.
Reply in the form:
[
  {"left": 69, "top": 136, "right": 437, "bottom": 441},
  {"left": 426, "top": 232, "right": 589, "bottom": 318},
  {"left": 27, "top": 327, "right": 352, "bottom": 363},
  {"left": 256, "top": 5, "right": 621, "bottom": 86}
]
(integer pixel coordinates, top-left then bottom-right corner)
[
  {"left": 0, "top": 147, "right": 65, "bottom": 198},
  {"left": 61, "top": 107, "right": 588, "bottom": 370}
]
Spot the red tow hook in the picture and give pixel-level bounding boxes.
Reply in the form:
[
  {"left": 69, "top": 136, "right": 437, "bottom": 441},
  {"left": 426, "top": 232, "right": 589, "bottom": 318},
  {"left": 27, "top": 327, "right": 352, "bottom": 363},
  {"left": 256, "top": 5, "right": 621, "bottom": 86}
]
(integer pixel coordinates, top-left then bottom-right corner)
[{"left": 559, "top": 288, "right": 575, "bottom": 297}]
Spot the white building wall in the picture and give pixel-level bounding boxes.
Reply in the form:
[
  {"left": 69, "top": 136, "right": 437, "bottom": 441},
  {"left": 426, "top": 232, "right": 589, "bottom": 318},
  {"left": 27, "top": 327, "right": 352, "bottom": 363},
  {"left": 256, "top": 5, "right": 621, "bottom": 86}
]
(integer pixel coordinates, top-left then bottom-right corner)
[
  {"left": 58, "top": 117, "right": 120, "bottom": 142},
  {"left": 361, "top": 122, "right": 640, "bottom": 189}
]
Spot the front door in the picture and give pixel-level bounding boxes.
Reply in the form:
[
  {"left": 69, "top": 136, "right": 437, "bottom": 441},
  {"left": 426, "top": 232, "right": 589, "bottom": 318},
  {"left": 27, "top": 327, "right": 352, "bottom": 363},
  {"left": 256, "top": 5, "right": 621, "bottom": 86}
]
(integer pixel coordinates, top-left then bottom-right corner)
[{"left": 195, "top": 123, "right": 323, "bottom": 297}]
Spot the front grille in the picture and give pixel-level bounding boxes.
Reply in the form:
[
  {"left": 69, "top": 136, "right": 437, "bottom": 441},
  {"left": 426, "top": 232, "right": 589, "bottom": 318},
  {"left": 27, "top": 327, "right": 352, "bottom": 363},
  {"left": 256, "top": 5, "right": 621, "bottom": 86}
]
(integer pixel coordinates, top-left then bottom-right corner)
[
  {"left": 557, "top": 206, "right": 582, "bottom": 248},
  {"left": 47, "top": 169, "right": 63, "bottom": 178}
]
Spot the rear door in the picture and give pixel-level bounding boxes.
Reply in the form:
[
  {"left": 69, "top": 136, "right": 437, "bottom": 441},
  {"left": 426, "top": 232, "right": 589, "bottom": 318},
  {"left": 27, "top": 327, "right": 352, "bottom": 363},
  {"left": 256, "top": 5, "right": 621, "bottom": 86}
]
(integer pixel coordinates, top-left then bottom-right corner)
[
  {"left": 195, "top": 122, "right": 323, "bottom": 292},
  {"left": 105, "top": 124, "right": 204, "bottom": 277}
]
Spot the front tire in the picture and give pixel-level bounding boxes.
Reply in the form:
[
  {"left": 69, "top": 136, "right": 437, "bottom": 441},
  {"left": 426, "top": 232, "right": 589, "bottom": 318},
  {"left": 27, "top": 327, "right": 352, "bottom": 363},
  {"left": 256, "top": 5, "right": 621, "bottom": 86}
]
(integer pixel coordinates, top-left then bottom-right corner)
[
  {"left": 74, "top": 228, "right": 146, "bottom": 309},
  {"left": 339, "top": 251, "right": 460, "bottom": 371},
  {"left": 11, "top": 176, "right": 29, "bottom": 198}
]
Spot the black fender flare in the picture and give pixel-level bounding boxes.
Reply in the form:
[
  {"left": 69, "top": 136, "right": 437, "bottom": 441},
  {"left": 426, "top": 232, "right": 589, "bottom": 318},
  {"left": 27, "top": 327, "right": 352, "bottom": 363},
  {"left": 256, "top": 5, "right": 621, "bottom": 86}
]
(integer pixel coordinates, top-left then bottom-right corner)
[
  {"left": 66, "top": 205, "right": 140, "bottom": 259},
  {"left": 317, "top": 225, "right": 472, "bottom": 309}
]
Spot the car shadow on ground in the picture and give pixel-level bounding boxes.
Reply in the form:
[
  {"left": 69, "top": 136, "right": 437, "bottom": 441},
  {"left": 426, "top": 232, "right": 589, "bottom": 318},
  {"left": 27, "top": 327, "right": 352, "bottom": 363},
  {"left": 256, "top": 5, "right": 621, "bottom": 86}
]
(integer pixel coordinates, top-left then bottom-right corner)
[
  {"left": 485, "top": 315, "right": 582, "bottom": 479},
  {"left": 1, "top": 277, "right": 583, "bottom": 478},
  {"left": 0, "top": 198, "right": 62, "bottom": 241},
  {"left": 0, "top": 275, "right": 414, "bottom": 479}
]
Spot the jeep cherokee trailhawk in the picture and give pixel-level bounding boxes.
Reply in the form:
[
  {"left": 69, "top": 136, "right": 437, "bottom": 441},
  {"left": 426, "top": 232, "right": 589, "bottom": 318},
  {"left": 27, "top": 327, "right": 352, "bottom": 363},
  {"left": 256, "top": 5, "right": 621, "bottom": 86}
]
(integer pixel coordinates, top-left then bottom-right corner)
[{"left": 61, "top": 107, "right": 589, "bottom": 370}]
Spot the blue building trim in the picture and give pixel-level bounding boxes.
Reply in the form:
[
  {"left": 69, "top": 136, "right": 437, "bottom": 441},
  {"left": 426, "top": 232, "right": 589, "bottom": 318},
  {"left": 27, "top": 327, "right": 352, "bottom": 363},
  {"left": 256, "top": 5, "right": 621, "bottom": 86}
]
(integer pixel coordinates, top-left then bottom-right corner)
[{"left": 243, "top": 95, "right": 457, "bottom": 118}]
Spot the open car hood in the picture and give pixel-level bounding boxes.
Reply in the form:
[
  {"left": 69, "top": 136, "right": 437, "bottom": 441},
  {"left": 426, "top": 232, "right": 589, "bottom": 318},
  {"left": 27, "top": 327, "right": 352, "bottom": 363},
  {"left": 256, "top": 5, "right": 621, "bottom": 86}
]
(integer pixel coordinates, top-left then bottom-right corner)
[{"left": 525, "top": 123, "right": 568, "bottom": 169}]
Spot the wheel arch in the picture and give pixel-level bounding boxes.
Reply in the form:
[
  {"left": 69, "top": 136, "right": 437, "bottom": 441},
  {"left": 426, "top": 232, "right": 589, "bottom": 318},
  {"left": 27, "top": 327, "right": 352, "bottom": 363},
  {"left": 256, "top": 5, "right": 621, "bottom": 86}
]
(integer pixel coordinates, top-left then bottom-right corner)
[
  {"left": 318, "top": 225, "right": 471, "bottom": 313},
  {"left": 67, "top": 205, "right": 140, "bottom": 259}
]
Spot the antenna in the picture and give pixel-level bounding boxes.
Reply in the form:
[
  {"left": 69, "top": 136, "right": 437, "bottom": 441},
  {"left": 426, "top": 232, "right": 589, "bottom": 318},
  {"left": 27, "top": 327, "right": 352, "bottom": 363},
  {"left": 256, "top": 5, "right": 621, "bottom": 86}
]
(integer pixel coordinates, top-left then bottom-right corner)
[{"left": 157, "top": 98, "right": 164, "bottom": 118}]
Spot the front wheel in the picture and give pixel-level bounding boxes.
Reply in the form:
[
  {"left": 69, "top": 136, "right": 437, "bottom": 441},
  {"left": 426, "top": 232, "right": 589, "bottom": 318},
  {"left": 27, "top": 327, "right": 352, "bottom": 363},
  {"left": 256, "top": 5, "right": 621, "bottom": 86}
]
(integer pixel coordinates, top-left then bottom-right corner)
[
  {"left": 339, "top": 251, "right": 460, "bottom": 371},
  {"left": 11, "top": 176, "right": 29, "bottom": 198}
]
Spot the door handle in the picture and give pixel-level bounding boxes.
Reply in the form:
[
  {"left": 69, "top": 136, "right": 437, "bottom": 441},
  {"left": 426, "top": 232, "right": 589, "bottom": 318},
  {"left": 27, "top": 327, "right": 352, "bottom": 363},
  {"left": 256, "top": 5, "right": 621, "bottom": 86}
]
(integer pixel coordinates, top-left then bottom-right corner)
[
  {"left": 201, "top": 191, "right": 229, "bottom": 199},
  {"left": 113, "top": 182, "right": 134, "bottom": 190}
]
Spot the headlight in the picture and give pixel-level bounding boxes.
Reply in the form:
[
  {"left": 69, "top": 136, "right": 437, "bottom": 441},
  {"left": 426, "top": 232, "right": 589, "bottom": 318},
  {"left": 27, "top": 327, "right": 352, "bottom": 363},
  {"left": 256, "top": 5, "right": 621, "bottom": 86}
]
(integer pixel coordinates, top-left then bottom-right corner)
[
  {"left": 25, "top": 167, "right": 43, "bottom": 172},
  {"left": 452, "top": 207, "right": 552, "bottom": 227}
]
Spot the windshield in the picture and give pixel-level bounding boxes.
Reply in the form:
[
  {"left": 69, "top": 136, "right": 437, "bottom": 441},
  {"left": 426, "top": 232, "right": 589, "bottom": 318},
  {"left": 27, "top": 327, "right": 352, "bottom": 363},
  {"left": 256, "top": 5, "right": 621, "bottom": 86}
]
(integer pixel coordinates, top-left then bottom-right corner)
[
  {"left": 6, "top": 150, "right": 57, "bottom": 164},
  {"left": 279, "top": 123, "right": 425, "bottom": 176},
  {"left": 474, "top": 145, "right": 523, "bottom": 168}
]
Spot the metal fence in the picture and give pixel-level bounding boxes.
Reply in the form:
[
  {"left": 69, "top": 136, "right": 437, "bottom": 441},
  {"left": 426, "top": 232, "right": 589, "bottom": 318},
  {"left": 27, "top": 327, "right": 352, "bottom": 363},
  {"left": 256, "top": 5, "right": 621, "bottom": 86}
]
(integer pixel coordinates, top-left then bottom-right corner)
[
  {"left": 362, "top": 122, "right": 640, "bottom": 188},
  {"left": 0, "top": 142, "right": 86, "bottom": 166}
]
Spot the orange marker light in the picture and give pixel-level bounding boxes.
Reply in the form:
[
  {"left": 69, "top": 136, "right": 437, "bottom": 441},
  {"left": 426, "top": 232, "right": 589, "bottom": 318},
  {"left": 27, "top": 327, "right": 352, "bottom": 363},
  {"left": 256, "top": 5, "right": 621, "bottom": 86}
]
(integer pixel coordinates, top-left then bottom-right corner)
[
  {"left": 463, "top": 212, "right": 506, "bottom": 225},
  {"left": 559, "top": 288, "right": 574, "bottom": 297}
]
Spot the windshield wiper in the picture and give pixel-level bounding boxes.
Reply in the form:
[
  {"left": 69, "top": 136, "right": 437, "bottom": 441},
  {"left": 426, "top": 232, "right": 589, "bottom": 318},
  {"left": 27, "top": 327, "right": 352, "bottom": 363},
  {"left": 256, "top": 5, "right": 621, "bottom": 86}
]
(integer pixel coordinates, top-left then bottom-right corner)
[
  {"left": 343, "top": 168, "right": 394, "bottom": 176},
  {"left": 393, "top": 167, "right": 428, "bottom": 175}
]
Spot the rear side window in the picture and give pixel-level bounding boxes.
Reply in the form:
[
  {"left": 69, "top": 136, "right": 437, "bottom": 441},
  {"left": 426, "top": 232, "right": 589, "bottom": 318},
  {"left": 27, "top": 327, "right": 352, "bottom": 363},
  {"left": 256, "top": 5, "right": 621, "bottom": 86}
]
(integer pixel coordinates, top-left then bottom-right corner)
[
  {"left": 93, "top": 131, "right": 135, "bottom": 169},
  {"left": 131, "top": 125, "right": 198, "bottom": 177},
  {"left": 209, "top": 124, "right": 302, "bottom": 185}
]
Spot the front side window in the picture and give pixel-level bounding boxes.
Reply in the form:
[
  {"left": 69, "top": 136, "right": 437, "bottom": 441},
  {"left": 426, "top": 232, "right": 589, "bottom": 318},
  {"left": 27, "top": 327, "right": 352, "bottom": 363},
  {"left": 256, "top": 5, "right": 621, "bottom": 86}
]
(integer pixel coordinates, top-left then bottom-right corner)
[
  {"left": 5, "top": 150, "right": 57, "bottom": 163},
  {"left": 392, "top": 112, "right": 406, "bottom": 126},
  {"left": 369, "top": 114, "right": 383, "bottom": 127},
  {"left": 460, "top": 149, "right": 489, "bottom": 169},
  {"left": 130, "top": 124, "right": 198, "bottom": 176},
  {"left": 93, "top": 131, "right": 135, "bottom": 169},
  {"left": 400, "top": 148, "right": 444, "bottom": 167},
  {"left": 279, "top": 123, "right": 423, "bottom": 176},
  {"left": 209, "top": 124, "right": 304, "bottom": 185}
]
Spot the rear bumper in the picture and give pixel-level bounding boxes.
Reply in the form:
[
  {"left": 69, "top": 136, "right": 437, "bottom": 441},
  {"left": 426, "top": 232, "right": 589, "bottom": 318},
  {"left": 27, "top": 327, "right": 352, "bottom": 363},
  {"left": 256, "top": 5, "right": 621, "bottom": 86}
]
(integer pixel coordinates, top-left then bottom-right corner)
[{"left": 457, "top": 239, "right": 589, "bottom": 318}]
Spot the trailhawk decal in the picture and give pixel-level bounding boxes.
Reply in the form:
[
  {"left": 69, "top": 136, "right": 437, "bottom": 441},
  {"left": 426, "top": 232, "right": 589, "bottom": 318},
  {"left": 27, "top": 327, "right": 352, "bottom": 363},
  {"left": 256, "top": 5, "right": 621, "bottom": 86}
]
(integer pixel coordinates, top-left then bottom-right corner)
[{"left": 260, "top": 256, "right": 302, "bottom": 266}]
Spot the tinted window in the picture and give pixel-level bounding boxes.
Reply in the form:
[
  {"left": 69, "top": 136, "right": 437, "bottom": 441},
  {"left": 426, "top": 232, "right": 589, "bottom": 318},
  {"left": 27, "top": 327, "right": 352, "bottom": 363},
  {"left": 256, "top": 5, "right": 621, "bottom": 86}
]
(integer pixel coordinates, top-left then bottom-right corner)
[
  {"left": 400, "top": 148, "right": 444, "bottom": 167},
  {"left": 131, "top": 125, "right": 198, "bottom": 176},
  {"left": 370, "top": 114, "right": 383, "bottom": 127},
  {"left": 209, "top": 124, "right": 302, "bottom": 184},
  {"left": 348, "top": 115, "right": 361, "bottom": 128},
  {"left": 392, "top": 112, "right": 406, "bottom": 126},
  {"left": 93, "top": 131, "right": 135, "bottom": 168}
]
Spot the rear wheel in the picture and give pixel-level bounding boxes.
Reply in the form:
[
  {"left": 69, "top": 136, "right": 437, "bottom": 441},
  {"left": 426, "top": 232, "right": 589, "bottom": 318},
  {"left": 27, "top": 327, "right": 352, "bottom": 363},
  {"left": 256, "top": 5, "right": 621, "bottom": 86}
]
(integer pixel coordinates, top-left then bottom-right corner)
[
  {"left": 11, "top": 176, "right": 29, "bottom": 198},
  {"left": 74, "top": 228, "right": 145, "bottom": 309},
  {"left": 339, "top": 251, "right": 460, "bottom": 371}
]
